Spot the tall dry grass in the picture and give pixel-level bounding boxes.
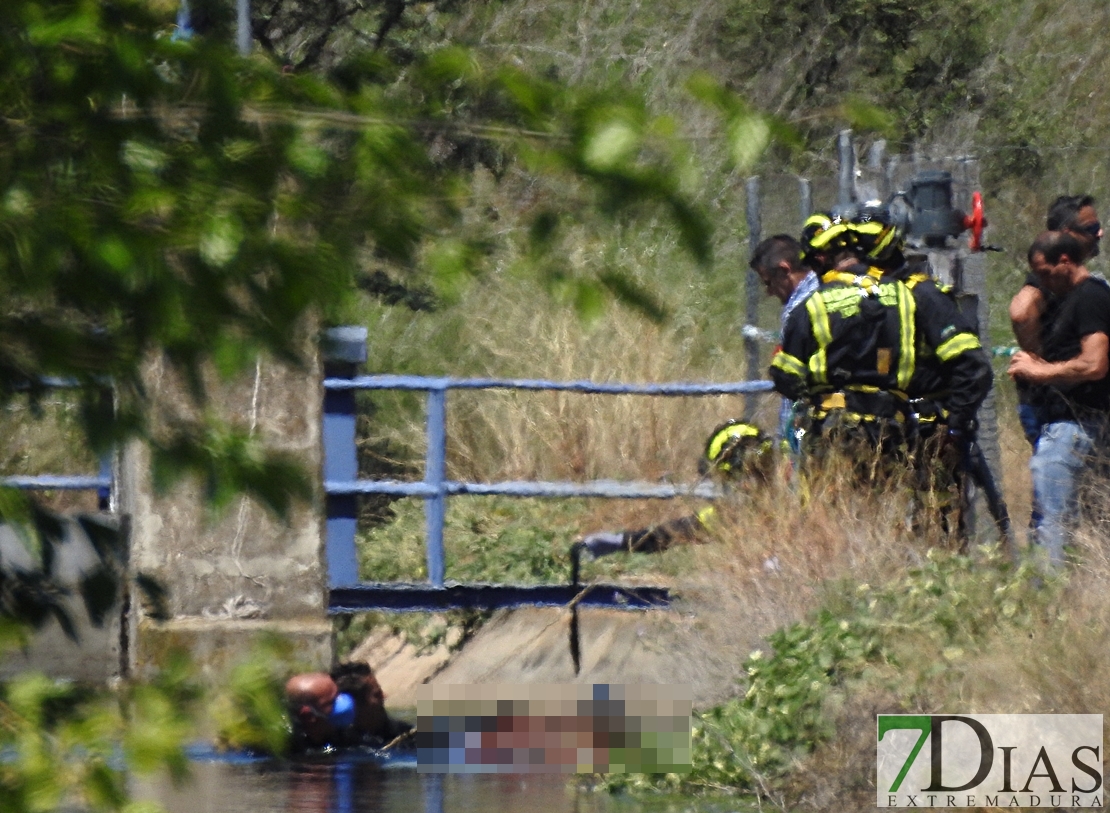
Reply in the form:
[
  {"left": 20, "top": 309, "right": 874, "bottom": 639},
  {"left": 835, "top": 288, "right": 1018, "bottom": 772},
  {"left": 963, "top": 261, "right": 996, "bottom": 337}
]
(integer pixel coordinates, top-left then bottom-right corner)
[
  {"left": 446, "top": 314, "right": 775, "bottom": 484},
  {"left": 752, "top": 438, "right": 1110, "bottom": 810}
]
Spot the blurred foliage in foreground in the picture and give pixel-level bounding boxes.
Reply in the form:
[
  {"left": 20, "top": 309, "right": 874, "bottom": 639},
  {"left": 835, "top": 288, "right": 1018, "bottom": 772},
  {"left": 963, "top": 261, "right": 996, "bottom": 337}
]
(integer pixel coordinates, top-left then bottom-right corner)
[
  {"left": 0, "top": 651, "right": 200, "bottom": 813},
  {"left": 0, "top": 635, "right": 308, "bottom": 811},
  {"left": 0, "top": 0, "right": 782, "bottom": 807},
  {"left": 0, "top": 0, "right": 773, "bottom": 522}
]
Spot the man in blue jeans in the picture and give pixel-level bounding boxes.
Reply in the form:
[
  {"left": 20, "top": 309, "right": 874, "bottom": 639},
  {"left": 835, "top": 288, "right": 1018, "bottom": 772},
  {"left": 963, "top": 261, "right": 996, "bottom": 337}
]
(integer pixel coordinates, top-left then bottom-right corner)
[{"left": 1009, "top": 231, "right": 1110, "bottom": 568}]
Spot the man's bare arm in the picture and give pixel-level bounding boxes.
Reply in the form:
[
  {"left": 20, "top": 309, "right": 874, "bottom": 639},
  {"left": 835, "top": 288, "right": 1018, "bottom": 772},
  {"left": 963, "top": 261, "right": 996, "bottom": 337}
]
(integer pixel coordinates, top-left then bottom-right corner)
[
  {"left": 1008, "top": 332, "right": 1110, "bottom": 385},
  {"left": 1009, "top": 285, "right": 1046, "bottom": 353}
]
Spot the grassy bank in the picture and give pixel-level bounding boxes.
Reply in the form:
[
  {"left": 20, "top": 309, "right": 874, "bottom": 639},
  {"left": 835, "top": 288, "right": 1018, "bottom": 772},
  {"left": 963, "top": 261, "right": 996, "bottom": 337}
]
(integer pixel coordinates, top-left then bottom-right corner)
[
  {"left": 588, "top": 447, "right": 1110, "bottom": 809},
  {"left": 346, "top": 403, "right": 1110, "bottom": 809}
]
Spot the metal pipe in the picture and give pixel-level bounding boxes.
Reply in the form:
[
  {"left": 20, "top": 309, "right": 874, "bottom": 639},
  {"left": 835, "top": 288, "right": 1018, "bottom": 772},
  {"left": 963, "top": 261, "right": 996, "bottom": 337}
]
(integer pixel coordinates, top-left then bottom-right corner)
[
  {"left": 236, "top": 0, "right": 251, "bottom": 55},
  {"left": 745, "top": 175, "right": 762, "bottom": 421},
  {"left": 799, "top": 177, "right": 812, "bottom": 222},
  {"left": 424, "top": 388, "right": 447, "bottom": 587},
  {"left": 324, "top": 374, "right": 775, "bottom": 395},
  {"left": 325, "top": 478, "right": 724, "bottom": 500},
  {"left": 837, "top": 130, "right": 855, "bottom": 208}
]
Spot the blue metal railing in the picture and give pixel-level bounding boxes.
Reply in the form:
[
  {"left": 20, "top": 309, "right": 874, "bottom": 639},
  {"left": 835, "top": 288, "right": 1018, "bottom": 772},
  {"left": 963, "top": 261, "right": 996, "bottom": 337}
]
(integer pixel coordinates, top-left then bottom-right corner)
[
  {"left": 322, "top": 332, "right": 773, "bottom": 612},
  {"left": 1, "top": 380, "right": 114, "bottom": 509}
]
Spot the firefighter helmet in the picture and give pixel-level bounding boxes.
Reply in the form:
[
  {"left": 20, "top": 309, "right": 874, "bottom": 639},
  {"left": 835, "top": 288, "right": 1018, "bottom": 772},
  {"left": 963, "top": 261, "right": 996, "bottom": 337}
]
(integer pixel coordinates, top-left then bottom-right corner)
[
  {"left": 700, "top": 420, "right": 774, "bottom": 478},
  {"left": 801, "top": 210, "right": 856, "bottom": 268},
  {"left": 849, "top": 205, "right": 903, "bottom": 262}
]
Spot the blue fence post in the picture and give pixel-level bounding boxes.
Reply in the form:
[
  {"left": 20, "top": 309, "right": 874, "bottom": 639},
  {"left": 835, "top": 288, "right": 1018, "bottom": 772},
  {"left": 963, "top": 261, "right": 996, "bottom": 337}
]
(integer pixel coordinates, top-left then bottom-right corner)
[
  {"left": 323, "top": 327, "right": 367, "bottom": 587},
  {"left": 173, "top": 0, "right": 193, "bottom": 39},
  {"left": 424, "top": 386, "right": 447, "bottom": 587},
  {"left": 97, "top": 453, "right": 113, "bottom": 511},
  {"left": 97, "top": 388, "right": 114, "bottom": 511}
]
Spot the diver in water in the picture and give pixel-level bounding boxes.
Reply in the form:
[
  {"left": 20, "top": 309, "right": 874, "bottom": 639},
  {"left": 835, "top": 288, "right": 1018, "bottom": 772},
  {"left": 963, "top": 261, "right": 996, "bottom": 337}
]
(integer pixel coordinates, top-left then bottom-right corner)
[
  {"left": 330, "top": 661, "right": 413, "bottom": 748},
  {"left": 285, "top": 661, "right": 412, "bottom": 751}
]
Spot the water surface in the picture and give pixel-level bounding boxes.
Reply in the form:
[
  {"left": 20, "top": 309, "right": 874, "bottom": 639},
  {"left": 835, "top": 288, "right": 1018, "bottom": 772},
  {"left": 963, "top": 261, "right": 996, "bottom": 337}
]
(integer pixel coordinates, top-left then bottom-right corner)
[{"left": 140, "top": 748, "right": 746, "bottom": 813}]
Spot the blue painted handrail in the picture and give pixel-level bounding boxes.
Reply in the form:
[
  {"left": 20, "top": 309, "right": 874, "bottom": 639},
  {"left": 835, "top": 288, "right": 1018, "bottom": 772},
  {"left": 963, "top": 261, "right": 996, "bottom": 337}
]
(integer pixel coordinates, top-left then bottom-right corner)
[
  {"left": 2, "top": 380, "right": 115, "bottom": 509},
  {"left": 322, "top": 349, "right": 774, "bottom": 611},
  {"left": 2, "top": 475, "right": 112, "bottom": 491},
  {"left": 324, "top": 478, "right": 722, "bottom": 499},
  {"left": 324, "top": 374, "right": 774, "bottom": 396}
]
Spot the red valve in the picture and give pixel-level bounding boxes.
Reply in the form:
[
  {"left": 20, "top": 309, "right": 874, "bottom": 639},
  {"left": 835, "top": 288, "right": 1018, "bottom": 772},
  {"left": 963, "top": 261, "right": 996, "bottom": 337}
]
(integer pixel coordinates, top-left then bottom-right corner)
[{"left": 962, "top": 191, "right": 987, "bottom": 252}]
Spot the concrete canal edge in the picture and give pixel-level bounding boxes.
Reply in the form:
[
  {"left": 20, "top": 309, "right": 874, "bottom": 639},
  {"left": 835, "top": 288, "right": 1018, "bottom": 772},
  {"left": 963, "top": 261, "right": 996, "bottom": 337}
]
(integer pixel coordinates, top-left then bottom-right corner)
[{"left": 357, "top": 592, "right": 769, "bottom": 711}]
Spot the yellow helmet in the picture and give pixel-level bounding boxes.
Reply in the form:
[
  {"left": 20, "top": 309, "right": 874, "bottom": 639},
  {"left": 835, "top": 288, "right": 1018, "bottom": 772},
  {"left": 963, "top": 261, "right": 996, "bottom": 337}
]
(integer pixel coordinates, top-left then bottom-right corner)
[
  {"left": 700, "top": 420, "right": 774, "bottom": 478},
  {"left": 801, "top": 206, "right": 904, "bottom": 267},
  {"left": 849, "top": 206, "right": 903, "bottom": 262},
  {"left": 801, "top": 210, "right": 854, "bottom": 268}
]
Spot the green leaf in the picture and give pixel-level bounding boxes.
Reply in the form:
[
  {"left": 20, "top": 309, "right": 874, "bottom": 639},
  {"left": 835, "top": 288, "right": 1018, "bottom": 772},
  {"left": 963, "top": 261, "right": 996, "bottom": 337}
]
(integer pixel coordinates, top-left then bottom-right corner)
[
  {"left": 573, "top": 279, "right": 605, "bottom": 322},
  {"left": 286, "top": 130, "right": 330, "bottom": 178},
  {"left": 728, "top": 115, "right": 771, "bottom": 171},
  {"left": 837, "top": 97, "right": 898, "bottom": 137},
  {"left": 426, "top": 239, "right": 482, "bottom": 305},
  {"left": 198, "top": 213, "right": 244, "bottom": 268},
  {"left": 582, "top": 120, "right": 641, "bottom": 171},
  {"left": 0, "top": 615, "right": 31, "bottom": 654},
  {"left": 97, "top": 237, "right": 133, "bottom": 273},
  {"left": 78, "top": 568, "right": 119, "bottom": 628},
  {"left": 424, "top": 46, "right": 481, "bottom": 84},
  {"left": 598, "top": 270, "right": 667, "bottom": 323},
  {"left": 134, "top": 573, "right": 171, "bottom": 622},
  {"left": 121, "top": 141, "right": 169, "bottom": 175}
]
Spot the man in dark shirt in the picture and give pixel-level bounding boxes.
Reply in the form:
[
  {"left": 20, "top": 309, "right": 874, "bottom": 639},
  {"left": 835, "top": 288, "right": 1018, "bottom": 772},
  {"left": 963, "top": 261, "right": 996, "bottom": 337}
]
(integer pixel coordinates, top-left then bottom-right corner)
[
  {"left": 1009, "top": 231, "right": 1110, "bottom": 568},
  {"left": 1009, "top": 195, "right": 1103, "bottom": 444}
]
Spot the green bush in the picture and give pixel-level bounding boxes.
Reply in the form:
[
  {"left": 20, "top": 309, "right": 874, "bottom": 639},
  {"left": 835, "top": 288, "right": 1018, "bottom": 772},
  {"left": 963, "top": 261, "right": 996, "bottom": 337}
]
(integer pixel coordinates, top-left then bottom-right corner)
[{"left": 604, "top": 547, "right": 1050, "bottom": 798}]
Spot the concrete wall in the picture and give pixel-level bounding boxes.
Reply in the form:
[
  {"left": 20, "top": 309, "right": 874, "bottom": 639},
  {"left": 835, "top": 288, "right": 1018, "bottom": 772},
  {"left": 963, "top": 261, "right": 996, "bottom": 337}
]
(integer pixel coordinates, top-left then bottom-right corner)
[
  {"left": 120, "top": 341, "right": 333, "bottom": 682},
  {"left": 0, "top": 517, "right": 124, "bottom": 683}
]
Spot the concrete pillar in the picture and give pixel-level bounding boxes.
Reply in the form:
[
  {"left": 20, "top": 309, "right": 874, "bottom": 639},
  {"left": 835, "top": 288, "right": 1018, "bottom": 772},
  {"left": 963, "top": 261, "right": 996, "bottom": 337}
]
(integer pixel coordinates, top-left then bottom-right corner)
[{"left": 121, "top": 333, "right": 332, "bottom": 681}]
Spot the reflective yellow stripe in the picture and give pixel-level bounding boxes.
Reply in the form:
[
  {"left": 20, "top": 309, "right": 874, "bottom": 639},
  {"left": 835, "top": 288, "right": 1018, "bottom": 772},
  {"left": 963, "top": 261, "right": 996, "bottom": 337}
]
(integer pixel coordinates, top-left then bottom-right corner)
[
  {"left": 806, "top": 293, "right": 831, "bottom": 385},
  {"left": 853, "top": 221, "right": 885, "bottom": 237},
  {"left": 936, "top": 332, "right": 982, "bottom": 362},
  {"left": 696, "top": 505, "right": 717, "bottom": 529},
  {"left": 808, "top": 222, "right": 851, "bottom": 251},
  {"left": 896, "top": 282, "right": 916, "bottom": 390},
  {"left": 906, "top": 272, "right": 953, "bottom": 296},
  {"left": 772, "top": 351, "right": 806, "bottom": 378},
  {"left": 844, "top": 384, "right": 908, "bottom": 400},
  {"left": 705, "top": 423, "right": 760, "bottom": 463},
  {"left": 804, "top": 213, "right": 833, "bottom": 233},
  {"left": 813, "top": 408, "right": 906, "bottom": 424},
  {"left": 820, "top": 267, "right": 883, "bottom": 289},
  {"left": 852, "top": 221, "right": 895, "bottom": 258}
]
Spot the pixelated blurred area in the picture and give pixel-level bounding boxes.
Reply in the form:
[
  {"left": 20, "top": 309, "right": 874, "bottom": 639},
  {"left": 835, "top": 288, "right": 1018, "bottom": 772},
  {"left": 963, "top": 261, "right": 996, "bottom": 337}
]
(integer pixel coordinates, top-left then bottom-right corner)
[{"left": 416, "top": 683, "right": 691, "bottom": 773}]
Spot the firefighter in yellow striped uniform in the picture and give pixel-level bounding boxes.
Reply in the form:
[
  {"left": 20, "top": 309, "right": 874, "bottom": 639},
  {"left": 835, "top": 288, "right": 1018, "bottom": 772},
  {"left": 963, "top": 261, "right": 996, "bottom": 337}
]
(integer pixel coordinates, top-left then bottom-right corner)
[
  {"left": 851, "top": 209, "right": 992, "bottom": 449},
  {"left": 771, "top": 210, "right": 991, "bottom": 474},
  {"left": 578, "top": 420, "right": 774, "bottom": 557}
]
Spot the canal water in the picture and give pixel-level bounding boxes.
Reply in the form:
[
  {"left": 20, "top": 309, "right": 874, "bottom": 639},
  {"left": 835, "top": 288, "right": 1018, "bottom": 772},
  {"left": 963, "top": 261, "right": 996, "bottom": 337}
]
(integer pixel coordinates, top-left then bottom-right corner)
[{"left": 140, "top": 747, "right": 747, "bottom": 813}]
